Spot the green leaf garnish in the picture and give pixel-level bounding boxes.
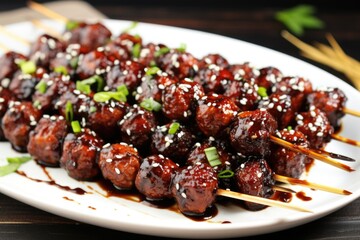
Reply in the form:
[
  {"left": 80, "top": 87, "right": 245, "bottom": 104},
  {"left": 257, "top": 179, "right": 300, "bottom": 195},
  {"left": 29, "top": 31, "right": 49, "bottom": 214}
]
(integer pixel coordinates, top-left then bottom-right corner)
[
  {"left": 257, "top": 86, "right": 268, "bottom": 97},
  {"left": 168, "top": 122, "right": 180, "bottom": 135},
  {"left": 145, "top": 66, "right": 161, "bottom": 76},
  {"left": 89, "top": 106, "right": 97, "bottom": 113},
  {"left": 117, "top": 84, "right": 129, "bottom": 97},
  {"left": 177, "top": 43, "right": 187, "bottom": 53},
  {"left": 218, "top": 169, "right": 234, "bottom": 179},
  {"left": 70, "top": 57, "right": 79, "bottom": 69},
  {"left": 132, "top": 43, "right": 141, "bottom": 58},
  {"left": 122, "top": 21, "right": 138, "bottom": 33},
  {"left": 54, "top": 66, "right": 68, "bottom": 75},
  {"left": 35, "top": 80, "right": 47, "bottom": 94},
  {"left": 17, "top": 60, "right": 36, "bottom": 74},
  {"left": 0, "top": 156, "right": 32, "bottom": 177},
  {"left": 71, "top": 120, "right": 81, "bottom": 133},
  {"left": 204, "top": 147, "right": 222, "bottom": 167},
  {"left": 76, "top": 75, "right": 104, "bottom": 94},
  {"left": 65, "top": 101, "right": 73, "bottom": 122},
  {"left": 275, "top": 5, "right": 324, "bottom": 36},
  {"left": 287, "top": 126, "right": 293, "bottom": 131},
  {"left": 154, "top": 47, "right": 170, "bottom": 57},
  {"left": 66, "top": 20, "right": 80, "bottom": 31},
  {"left": 93, "top": 91, "right": 127, "bottom": 103},
  {"left": 140, "top": 98, "right": 162, "bottom": 112},
  {"left": 33, "top": 100, "right": 41, "bottom": 109}
]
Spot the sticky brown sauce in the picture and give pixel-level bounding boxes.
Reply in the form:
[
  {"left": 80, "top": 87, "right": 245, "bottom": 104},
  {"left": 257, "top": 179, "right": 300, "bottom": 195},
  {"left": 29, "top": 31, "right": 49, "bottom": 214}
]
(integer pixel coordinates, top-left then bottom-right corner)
[{"left": 296, "top": 191, "right": 312, "bottom": 201}]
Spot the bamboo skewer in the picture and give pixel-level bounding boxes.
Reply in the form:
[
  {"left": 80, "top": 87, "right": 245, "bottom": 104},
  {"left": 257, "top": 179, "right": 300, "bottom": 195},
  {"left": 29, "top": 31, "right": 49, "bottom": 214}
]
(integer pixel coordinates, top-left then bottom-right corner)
[
  {"left": 343, "top": 107, "right": 360, "bottom": 118},
  {"left": 274, "top": 174, "right": 352, "bottom": 195},
  {"left": 332, "top": 134, "right": 360, "bottom": 147},
  {"left": 27, "top": 1, "right": 68, "bottom": 24},
  {"left": 270, "top": 135, "right": 354, "bottom": 172},
  {"left": 272, "top": 185, "right": 297, "bottom": 194},
  {"left": 217, "top": 189, "right": 312, "bottom": 212}
]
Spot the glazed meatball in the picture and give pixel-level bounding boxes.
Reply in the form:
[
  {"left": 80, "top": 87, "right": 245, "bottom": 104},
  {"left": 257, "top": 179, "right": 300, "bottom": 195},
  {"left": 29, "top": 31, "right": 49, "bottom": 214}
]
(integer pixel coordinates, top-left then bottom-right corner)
[
  {"left": 98, "top": 143, "right": 141, "bottom": 190},
  {"left": 157, "top": 50, "right": 199, "bottom": 79},
  {"left": 64, "top": 22, "right": 112, "bottom": 54},
  {"left": 27, "top": 115, "right": 68, "bottom": 167},
  {"left": 135, "top": 154, "right": 179, "bottom": 201},
  {"left": 229, "top": 62, "right": 259, "bottom": 81},
  {"left": 29, "top": 34, "right": 65, "bottom": 68},
  {"left": 60, "top": 128, "right": 103, "bottom": 180},
  {"left": 255, "top": 66, "right": 282, "bottom": 92},
  {"left": 106, "top": 60, "right": 145, "bottom": 92},
  {"left": 112, "top": 32, "right": 142, "bottom": 55},
  {"left": 172, "top": 163, "right": 218, "bottom": 216},
  {"left": 306, "top": 87, "right": 347, "bottom": 130},
  {"left": 235, "top": 158, "right": 275, "bottom": 211},
  {"left": 224, "top": 78, "right": 259, "bottom": 111},
  {"left": 196, "top": 93, "right": 239, "bottom": 137},
  {"left": 229, "top": 109, "right": 278, "bottom": 157},
  {"left": 49, "top": 43, "right": 81, "bottom": 76},
  {"left": 197, "top": 53, "right": 230, "bottom": 69},
  {"left": 137, "top": 42, "right": 167, "bottom": 67},
  {"left": 1, "top": 101, "right": 42, "bottom": 152},
  {"left": 295, "top": 107, "right": 334, "bottom": 149},
  {"left": 269, "top": 129, "right": 310, "bottom": 178},
  {"left": 87, "top": 100, "right": 127, "bottom": 141},
  {"left": 119, "top": 104, "right": 157, "bottom": 148},
  {"left": 162, "top": 79, "right": 205, "bottom": 121},
  {"left": 193, "top": 64, "right": 234, "bottom": 94},
  {"left": 9, "top": 71, "right": 39, "bottom": 101},
  {"left": 0, "top": 88, "right": 16, "bottom": 140},
  {"left": 151, "top": 122, "right": 195, "bottom": 164},
  {"left": 56, "top": 89, "right": 92, "bottom": 122},
  {"left": 257, "top": 93, "right": 295, "bottom": 129}
]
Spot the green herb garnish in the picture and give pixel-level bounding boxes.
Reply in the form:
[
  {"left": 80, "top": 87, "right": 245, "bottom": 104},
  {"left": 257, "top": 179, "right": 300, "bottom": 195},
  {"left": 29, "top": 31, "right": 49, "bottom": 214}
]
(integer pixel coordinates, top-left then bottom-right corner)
[
  {"left": 71, "top": 120, "right": 81, "bottom": 133},
  {"left": 33, "top": 100, "right": 41, "bottom": 109},
  {"left": 76, "top": 75, "right": 104, "bottom": 94},
  {"left": 287, "top": 126, "right": 293, "bottom": 131},
  {"left": 66, "top": 20, "right": 80, "bottom": 31},
  {"left": 35, "top": 80, "right": 47, "bottom": 94},
  {"left": 177, "top": 43, "right": 187, "bottom": 53},
  {"left": 93, "top": 91, "right": 127, "bottom": 103},
  {"left": 0, "top": 156, "right": 32, "bottom": 177},
  {"left": 65, "top": 101, "right": 73, "bottom": 122},
  {"left": 154, "top": 47, "right": 170, "bottom": 57},
  {"left": 275, "top": 4, "right": 324, "bottom": 36},
  {"left": 70, "top": 57, "right": 79, "bottom": 69},
  {"left": 218, "top": 169, "right": 234, "bottom": 179},
  {"left": 17, "top": 60, "right": 36, "bottom": 74},
  {"left": 257, "top": 86, "right": 268, "bottom": 97},
  {"left": 117, "top": 84, "right": 129, "bottom": 97},
  {"left": 140, "top": 98, "right": 162, "bottom": 112},
  {"left": 132, "top": 43, "right": 141, "bottom": 58},
  {"left": 204, "top": 147, "right": 222, "bottom": 167},
  {"left": 122, "top": 21, "right": 138, "bottom": 33},
  {"left": 89, "top": 106, "right": 97, "bottom": 113},
  {"left": 145, "top": 66, "right": 161, "bottom": 76},
  {"left": 168, "top": 122, "right": 180, "bottom": 135},
  {"left": 54, "top": 66, "right": 68, "bottom": 75}
]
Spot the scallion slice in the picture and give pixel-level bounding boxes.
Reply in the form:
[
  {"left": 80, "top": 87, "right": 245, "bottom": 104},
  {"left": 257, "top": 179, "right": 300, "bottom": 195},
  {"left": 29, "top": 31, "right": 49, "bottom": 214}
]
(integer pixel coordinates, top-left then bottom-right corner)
[
  {"left": 71, "top": 120, "right": 81, "bottom": 133},
  {"left": 132, "top": 43, "right": 141, "bottom": 58},
  {"left": 76, "top": 75, "right": 104, "bottom": 94},
  {"left": 117, "top": 84, "right": 129, "bottom": 97},
  {"left": 140, "top": 98, "right": 162, "bottom": 112},
  {"left": 257, "top": 87, "right": 268, "bottom": 97},
  {"left": 54, "top": 66, "right": 68, "bottom": 75},
  {"left": 7, "top": 156, "right": 32, "bottom": 164},
  {"left": 0, "top": 156, "right": 32, "bottom": 177},
  {"left": 154, "top": 47, "right": 170, "bottom": 57},
  {"left": 122, "top": 21, "right": 138, "bottom": 33},
  {"left": 168, "top": 122, "right": 180, "bottom": 135},
  {"left": 93, "top": 91, "right": 127, "bottom": 103},
  {"left": 218, "top": 169, "right": 234, "bottom": 179},
  {"left": 145, "top": 66, "right": 161, "bottom": 76},
  {"left": 66, "top": 20, "right": 80, "bottom": 31},
  {"left": 35, "top": 80, "right": 47, "bottom": 94},
  {"left": 65, "top": 101, "right": 73, "bottom": 122},
  {"left": 177, "top": 43, "right": 187, "bottom": 53},
  {"left": 17, "top": 60, "right": 36, "bottom": 74},
  {"left": 204, "top": 147, "right": 222, "bottom": 167}
]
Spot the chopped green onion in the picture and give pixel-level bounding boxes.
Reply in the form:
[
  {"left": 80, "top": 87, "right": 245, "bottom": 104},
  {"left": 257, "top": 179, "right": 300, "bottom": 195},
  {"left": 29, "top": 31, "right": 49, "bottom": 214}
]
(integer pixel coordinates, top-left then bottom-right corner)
[
  {"left": 287, "top": 126, "right": 293, "bottom": 131},
  {"left": 33, "top": 100, "right": 41, "bottom": 109},
  {"left": 71, "top": 120, "right": 81, "bottom": 133},
  {"left": 54, "top": 66, "right": 68, "bottom": 75},
  {"left": 0, "top": 156, "right": 32, "bottom": 177},
  {"left": 35, "top": 80, "right": 47, "bottom": 94},
  {"left": 7, "top": 156, "right": 32, "bottom": 164},
  {"left": 204, "top": 147, "right": 222, "bottom": 167},
  {"left": 17, "top": 60, "right": 36, "bottom": 74},
  {"left": 76, "top": 75, "right": 104, "bottom": 94},
  {"left": 168, "top": 122, "right": 180, "bottom": 135},
  {"left": 89, "top": 106, "right": 97, "bottom": 113},
  {"left": 66, "top": 20, "right": 80, "bottom": 31},
  {"left": 117, "top": 84, "right": 129, "bottom": 97},
  {"left": 70, "top": 57, "right": 79, "bottom": 69},
  {"left": 145, "top": 66, "right": 161, "bottom": 76},
  {"left": 257, "top": 87, "right": 268, "bottom": 97},
  {"left": 65, "top": 101, "right": 73, "bottom": 122},
  {"left": 177, "top": 43, "right": 187, "bottom": 53},
  {"left": 93, "top": 91, "right": 127, "bottom": 103},
  {"left": 122, "top": 21, "right": 138, "bottom": 33},
  {"left": 149, "top": 60, "right": 157, "bottom": 67},
  {"left": 140, "top": 98, "right": 162, "bottom": 112},
  {"left": 154, "top": 47, "right": 170, "bottom": 57},
  {"left": 132, "top": 43, "right": 141, "bottom": 58},
  {"left": 218, "top": 169, "right": 234, "bottom": 179}
]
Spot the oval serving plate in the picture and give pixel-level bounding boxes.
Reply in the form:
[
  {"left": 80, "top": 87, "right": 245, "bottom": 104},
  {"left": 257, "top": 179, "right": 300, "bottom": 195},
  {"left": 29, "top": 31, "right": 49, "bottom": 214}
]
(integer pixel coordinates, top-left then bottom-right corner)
[{"left": 0, "top": 19, "right": 359, "bottom": 239}]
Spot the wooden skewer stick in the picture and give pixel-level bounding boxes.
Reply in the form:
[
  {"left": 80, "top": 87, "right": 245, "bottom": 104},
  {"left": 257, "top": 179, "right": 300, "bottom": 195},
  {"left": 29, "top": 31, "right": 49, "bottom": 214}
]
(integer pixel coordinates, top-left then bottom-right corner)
[
  {"left": 272, "top": 185, "right": 297, "bottom": 194},
  {"left": 217, "top": 189, "right": 312, "bottom": 212},
  {"left": 274, "top": 174, "right": 352, "bottom": 195},
  {"left": 343, "top": 107, "right": 360, "bottom": 118},
  {"left": 270, "top": 135, "right": 355, "bottom": 172},
  {"left": 27, "top": 1, "right": 68, "bottom": 24},
  {"left": 332, "top": 134, "right": 360, "bottom": 147},
  {"left": 309, "top": 148, "right": 355, "bottom": 162},
  {"left": 0, "top": 25, "right": 31, "bottom": 46}
]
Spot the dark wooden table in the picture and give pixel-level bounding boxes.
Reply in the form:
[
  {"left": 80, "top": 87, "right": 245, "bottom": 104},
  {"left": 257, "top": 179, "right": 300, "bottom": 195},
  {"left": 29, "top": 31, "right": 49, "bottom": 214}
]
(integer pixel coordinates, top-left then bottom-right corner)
[{"left": 1, "top": 1, "right": 360, "bottom": 239}]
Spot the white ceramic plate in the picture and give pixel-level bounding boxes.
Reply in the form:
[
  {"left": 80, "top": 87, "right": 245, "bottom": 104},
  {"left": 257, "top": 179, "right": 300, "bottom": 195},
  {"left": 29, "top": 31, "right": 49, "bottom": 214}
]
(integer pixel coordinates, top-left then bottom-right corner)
[{"left": 0, "top": 19, "right": 359, "bottom": 239}]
